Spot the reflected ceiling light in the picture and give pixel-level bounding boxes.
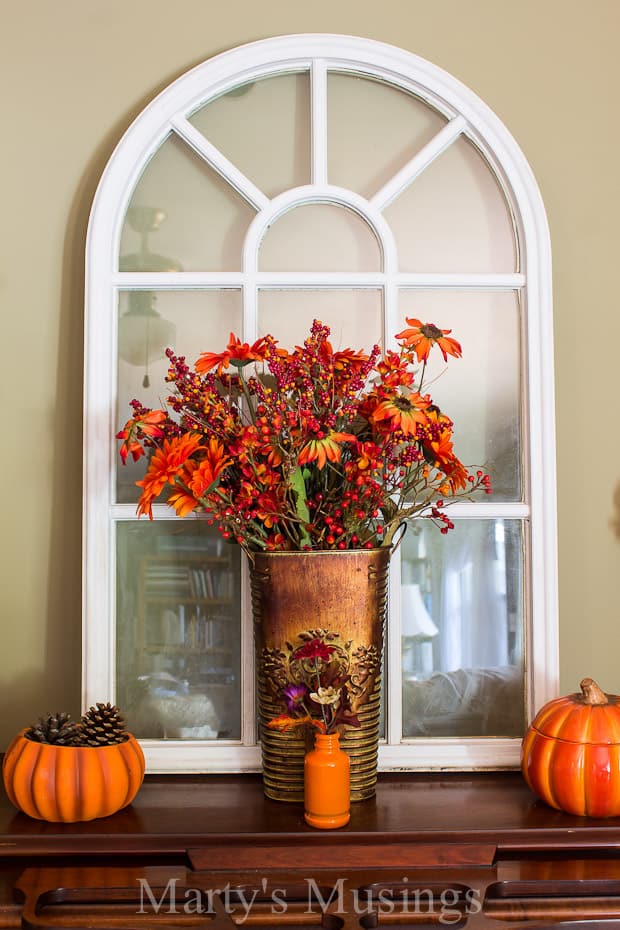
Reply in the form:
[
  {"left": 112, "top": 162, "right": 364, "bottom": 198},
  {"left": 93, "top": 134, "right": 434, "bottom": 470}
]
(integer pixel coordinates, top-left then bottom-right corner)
[{"left": 119, "top": 206, "right": 181, "bottom": 388}]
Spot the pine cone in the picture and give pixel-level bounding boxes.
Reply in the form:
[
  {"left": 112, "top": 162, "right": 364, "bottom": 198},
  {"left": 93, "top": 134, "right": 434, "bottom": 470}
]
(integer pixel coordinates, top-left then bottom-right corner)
[
  {"left": 26, "top": 712, "right": 81, "bottom": 745},
  {"left": 77, "top": 702, "right": 128, "bottom": 746}
]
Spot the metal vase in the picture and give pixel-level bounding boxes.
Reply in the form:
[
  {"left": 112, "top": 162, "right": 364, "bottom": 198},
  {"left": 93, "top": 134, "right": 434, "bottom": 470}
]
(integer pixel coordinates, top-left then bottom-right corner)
[{"left": 249, "top": 548, "right": 391, "bottom": 802}]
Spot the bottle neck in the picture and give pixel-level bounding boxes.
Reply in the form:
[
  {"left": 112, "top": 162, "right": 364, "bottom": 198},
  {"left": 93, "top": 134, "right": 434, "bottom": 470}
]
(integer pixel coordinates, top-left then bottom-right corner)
[{"left": 314, "top": 732, "right": 340, "bottom": 750}]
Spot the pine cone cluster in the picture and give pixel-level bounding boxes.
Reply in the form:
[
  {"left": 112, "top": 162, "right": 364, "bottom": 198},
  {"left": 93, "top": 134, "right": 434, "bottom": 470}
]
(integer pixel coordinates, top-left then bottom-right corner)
[
  {"left": 27, "top": 712, "right": 81, "bottom": 746},
  {"left": 26, "top": 703, "right": 129, "bottom": 747},
  {"left": 77, "top": 703, "right": 128, "bottom": 746}
]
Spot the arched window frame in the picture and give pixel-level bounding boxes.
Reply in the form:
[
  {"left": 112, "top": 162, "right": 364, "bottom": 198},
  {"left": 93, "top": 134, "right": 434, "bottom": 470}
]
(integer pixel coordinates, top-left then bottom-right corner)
[{"left": 83, "top": 34, "right": 557, "bottom": 773}]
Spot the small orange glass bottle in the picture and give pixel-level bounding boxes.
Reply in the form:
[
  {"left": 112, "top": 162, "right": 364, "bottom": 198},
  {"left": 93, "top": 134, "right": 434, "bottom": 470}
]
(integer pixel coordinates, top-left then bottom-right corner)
[{"left": 304, "top": 731, "right": 351, "bottom": 829}]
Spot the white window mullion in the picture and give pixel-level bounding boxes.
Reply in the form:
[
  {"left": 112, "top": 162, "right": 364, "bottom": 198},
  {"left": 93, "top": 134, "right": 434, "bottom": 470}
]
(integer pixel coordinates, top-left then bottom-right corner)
[
  {"left": 170, "top": 115, "right": 270, "bottom": 212},
  {"left": 371, "top": 115, "right": 467, "bottom": 212},
  {"left": 113, "top": 270, "right": 525, "bottom": 290},
  {"left": 243, "top": 278, "right": 259, "bottom": 342},
  {"left": 397, "top": 272, "right": 525, "bottom": 290},
  {"left": 384, "top": 281, "right": 399, "bottom": 352},
  {"left": 256, "top": 272, "right": 386, "bottom": 288},
  {"left": 114, "top": 271, "right": 245, "bottom": 288},
  {"left": 386, "top": 545, "right": 404, "bottom": 745},
  {"left": 311, "top": 59, "right": 328, "bottom": 185}
]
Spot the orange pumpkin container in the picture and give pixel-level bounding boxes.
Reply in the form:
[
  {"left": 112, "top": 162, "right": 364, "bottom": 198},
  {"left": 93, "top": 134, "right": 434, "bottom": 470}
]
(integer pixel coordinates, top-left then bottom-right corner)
[
  {"left": 2, "top": 730, "right": 145, "bottom": 822},
  {"left": 521, "top": 678, "right": 620, "bottom": 817}
]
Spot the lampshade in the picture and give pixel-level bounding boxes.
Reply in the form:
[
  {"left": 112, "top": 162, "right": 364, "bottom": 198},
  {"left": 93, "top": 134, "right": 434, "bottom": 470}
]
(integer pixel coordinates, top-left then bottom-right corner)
[
  {"left": 401, "top": 584, "right": 438, "bottom": 639},
  {"left": 118, "top": 301, "right": 176, "bottom": 368},
  {"left": 118, "top": 206, "right": 180, "bottom": 386}
]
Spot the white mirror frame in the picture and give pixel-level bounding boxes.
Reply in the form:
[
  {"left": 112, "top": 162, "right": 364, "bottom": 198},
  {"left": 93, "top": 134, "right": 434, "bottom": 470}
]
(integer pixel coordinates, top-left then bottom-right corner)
[{"left": 83, "top": 34, "right": 558, "bottom": 773}]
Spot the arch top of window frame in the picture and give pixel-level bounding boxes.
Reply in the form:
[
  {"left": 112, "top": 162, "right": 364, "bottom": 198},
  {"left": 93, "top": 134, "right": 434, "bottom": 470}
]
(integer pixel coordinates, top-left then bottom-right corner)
[{"left": 84, "top": 33, "right": 558, "bottom": 773}]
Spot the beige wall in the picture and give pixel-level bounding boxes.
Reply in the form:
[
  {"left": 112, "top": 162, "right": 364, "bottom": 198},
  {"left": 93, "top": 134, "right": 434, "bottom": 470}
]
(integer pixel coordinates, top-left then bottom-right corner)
[{"left": 2, "top": 0, "right": 619, "bottom": 749}]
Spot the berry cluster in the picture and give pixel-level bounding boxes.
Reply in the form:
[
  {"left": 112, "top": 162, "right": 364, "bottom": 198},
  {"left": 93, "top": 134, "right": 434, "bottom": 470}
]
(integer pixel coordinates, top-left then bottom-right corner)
[{"left": 117, "top": 317, "right": 491, "bottom": 553}]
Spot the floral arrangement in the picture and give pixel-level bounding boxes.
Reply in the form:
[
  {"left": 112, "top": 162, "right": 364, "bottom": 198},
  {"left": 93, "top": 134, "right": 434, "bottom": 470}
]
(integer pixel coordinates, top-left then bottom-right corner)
[
  {"left": 117, "top": 317, "right": 491, "bottom": 554},
  {"left": 262, "top": 629, "right": 378, "bottom": 735}
]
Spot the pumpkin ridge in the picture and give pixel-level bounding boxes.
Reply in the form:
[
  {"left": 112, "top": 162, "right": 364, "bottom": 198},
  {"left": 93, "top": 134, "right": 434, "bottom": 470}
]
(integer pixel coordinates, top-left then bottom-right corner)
[
  {"left": 118, "top": 737, "right": 145, "bottom": 808},
  {"left": 118, "top": 741, "right": 135, "bottom": 809},
  {"left": 31, "top": 744, "right": 55, "bottom": 820},
  {"left": 81, "top": 745, "right": 107, "bottom": 821},
  {"left": 533, "top": 700, "right": 574, "bottom": 738},
  {"left": 54, "top": 743, "right": 74, "bottom": 822},
  {"left": 556, "top": 705, "right": 590, "bottom": 743},
  {"left": 540, "top": 735, "right": 562, "bottom": 811},
  {"left": 2, "top": 733, "right": 29, "bottom": 807},
  {"left": 544, "top": 739, "right": 559, "bottom": 811},
  {"left": 95, "top": 746, "right": 117, "bottom": 817}
]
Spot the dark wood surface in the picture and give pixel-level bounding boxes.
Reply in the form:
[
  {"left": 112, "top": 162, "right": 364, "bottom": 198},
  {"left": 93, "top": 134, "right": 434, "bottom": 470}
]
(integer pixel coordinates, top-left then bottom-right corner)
[
  {"left": 2, "top": 771, "right": 620, "bottom": 858},
  {"left": 4, "top": 772, "right": 620, "bottom": 928}
]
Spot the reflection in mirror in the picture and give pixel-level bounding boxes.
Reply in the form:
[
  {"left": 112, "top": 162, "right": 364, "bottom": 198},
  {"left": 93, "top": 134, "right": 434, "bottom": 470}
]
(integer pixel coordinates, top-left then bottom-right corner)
[
  {"left": 259, "top": 203, "right": 381, "bottom": 272},
  {"left": 327, "top": 72, "right": 447, "bottom": 198},
  {"left": 398, "top": 290, "right": 522, "bottom": 501},
  {"left": 190, "top": 72, "right": 310, "bottom": 199},
  {"left": 116, "top": 290, "right": 242, "bottom": 503},
  {"left": 119, "top": 134, "right": 255, "bottom": 271},
  {"left": 116, "top": 521, "right": 242, "bottom": 741},
  {"left": 400, "top": 519, "right": 525, "bottom": 738},
  {"left": 385, "top": 135, "right": 517, "bottom": 272},
  {"left": 258, "top": 289, "right": 382, "bottom": 350},
  {"left": 119, "top": 206, "right": 181, "bottom": 388}
]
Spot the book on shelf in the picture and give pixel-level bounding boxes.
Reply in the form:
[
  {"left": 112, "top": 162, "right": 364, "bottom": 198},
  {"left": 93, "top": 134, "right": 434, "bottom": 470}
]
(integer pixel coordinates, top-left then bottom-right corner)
[{"left": 156, "top": 534, "right": 225, "bottom": 556}]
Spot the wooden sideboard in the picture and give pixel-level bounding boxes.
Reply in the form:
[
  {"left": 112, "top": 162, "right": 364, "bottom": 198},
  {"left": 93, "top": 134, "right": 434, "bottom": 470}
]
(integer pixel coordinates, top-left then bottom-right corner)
[{"left": 3, "top": 771, "right": 620, "bottom": 929}]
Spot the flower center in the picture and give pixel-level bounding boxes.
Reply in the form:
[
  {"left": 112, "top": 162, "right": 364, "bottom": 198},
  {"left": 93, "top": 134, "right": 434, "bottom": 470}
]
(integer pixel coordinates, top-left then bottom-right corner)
[
  {"left": 393, "top": 396, "right": 413, "bottom": 411},
  {"left": 420, "top": 323, "right": 443, "bottom": 340}
]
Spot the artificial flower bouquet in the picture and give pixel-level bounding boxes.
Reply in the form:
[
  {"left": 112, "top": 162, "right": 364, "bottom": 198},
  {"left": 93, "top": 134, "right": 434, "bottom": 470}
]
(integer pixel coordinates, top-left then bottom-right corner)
[{"left": 117, "top": 317, "right": 491, "bottom": 556}]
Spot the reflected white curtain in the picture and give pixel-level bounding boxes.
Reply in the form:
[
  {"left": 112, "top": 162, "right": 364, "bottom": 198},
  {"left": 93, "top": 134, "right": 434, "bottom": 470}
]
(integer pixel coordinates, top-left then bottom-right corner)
[{"left": 437, "top": 521, "right": 508, "bottom": 671}]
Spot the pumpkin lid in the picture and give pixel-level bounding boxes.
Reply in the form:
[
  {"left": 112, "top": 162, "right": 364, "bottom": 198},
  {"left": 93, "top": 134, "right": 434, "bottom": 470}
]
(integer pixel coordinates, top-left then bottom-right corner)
[{"left": 530, "top": 678, "right": 620, "bottom": 745}]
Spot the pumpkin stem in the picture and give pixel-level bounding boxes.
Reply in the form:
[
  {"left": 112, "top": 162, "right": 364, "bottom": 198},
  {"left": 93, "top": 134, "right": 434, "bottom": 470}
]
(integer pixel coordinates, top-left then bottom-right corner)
[{"left": 580, "top": 677, "right": 609, "bottom": 705}]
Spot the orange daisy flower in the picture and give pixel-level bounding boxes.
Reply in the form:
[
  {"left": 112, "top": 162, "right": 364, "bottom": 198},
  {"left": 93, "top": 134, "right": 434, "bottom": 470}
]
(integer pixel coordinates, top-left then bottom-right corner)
[
  {"left": 116, "top": 409, "right": 167, "bottom": 464},
  {"left": 298, "top": 431, "right": 356, "bottom": 470},
  {"left": 333, "top": 347, "right": 370, "bottom": 372},
  {"left": 136, "top": 433, "right": 203, "bottom": 518},
  {"left": 189, "top": 439, "right": 231, "bottom": 494},
  {"left": 396, "top": 317, "right": 462, "bottom": 363},
  {"left": 167, "top": 485, "right": 200, "bottom": 518},
  {"left": 195, "top": 333, "right": 268, "bottom": 375},
  {"left": 371, "top": 392, "right": 430, "bottom": 436}
]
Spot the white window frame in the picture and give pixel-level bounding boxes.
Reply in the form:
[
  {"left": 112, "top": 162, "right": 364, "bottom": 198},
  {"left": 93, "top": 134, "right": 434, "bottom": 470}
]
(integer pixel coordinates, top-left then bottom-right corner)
[{"left": 83, "top": 34, "right": 557, "bottom": 773}]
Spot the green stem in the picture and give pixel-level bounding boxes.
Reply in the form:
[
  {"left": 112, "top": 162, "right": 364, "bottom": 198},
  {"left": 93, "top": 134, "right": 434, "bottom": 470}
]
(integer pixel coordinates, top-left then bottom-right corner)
[{"left": 236, "top": 367, "right": 256, "bottom": 425}]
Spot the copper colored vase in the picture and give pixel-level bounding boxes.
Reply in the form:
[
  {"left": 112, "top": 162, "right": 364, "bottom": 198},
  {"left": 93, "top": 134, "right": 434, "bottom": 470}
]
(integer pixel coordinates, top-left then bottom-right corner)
[
  {"left": 304, "top": 731, "right": 351, "bottom": 829},
  {"left": 249, "top": 548, "right": 390, "bottom": 802}
]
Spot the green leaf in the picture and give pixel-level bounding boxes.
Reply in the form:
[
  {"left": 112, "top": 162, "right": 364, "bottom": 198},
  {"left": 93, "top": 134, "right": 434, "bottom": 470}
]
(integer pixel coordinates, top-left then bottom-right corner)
[{"left": 291, "top": 466, "right": 311, "bottom": 546}]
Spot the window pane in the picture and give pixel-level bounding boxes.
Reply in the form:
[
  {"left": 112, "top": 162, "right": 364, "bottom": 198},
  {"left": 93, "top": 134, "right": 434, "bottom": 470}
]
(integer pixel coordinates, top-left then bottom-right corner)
[
  {"left": 259, "top": 204, "right": 381, "bottom": 271},
  {"left": 116, "top": 290, "right": 242, "bottom": 504},
  {"left": 119, "top": 135, "right": 255, "bottom": 271},
  {"left": 401, "top": 519, "right": 525, "bottom": 738},
  {"left": 258, "top": 290, "right": 382, "bottom": 349},
  {"left": 116, "top": 521, "right": 242, "bottom": 741},
  {"left": 398, "top": 290, "right": 522, "bottom": 501},
  {"left": 385, "top": 136, "right": 517, "bottom": 272},
  {"left": 190, "top": 73, "right": 310, "bottom": 198},
  {"left": 328, "top": 72, "right": 447, "bottom": 198}
]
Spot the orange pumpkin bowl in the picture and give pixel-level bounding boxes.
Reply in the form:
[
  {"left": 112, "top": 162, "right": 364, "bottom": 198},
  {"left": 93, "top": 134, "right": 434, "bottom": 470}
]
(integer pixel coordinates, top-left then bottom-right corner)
[
  {"left": 2, "top": 730, "right": 145, "bottom": 822},
  {"left": 521, "top": 678, "right": 620, "bottom": 818}
]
